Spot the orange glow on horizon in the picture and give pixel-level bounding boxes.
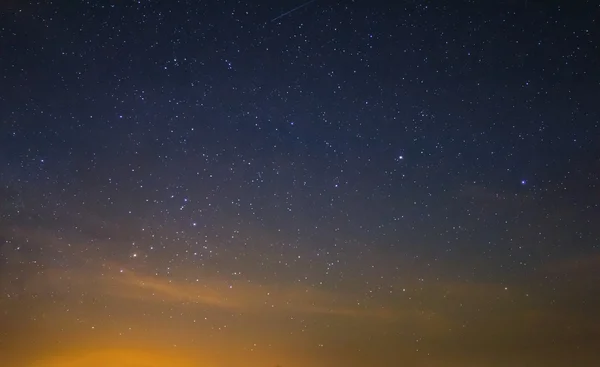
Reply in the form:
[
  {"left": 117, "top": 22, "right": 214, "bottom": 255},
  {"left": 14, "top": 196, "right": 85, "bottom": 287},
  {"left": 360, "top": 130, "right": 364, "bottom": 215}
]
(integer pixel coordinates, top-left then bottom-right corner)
[{"left": 27, "top": 348, "right": 205, "bottom": 367}]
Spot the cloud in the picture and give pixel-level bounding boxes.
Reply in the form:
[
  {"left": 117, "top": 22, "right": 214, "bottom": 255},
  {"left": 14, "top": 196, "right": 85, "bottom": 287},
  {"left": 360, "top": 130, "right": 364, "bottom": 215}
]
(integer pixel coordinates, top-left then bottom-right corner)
[
  {"left": 544, "top": 253, "right": 600, "bottom": 275},
  {"left": 11, "top": 261, "right": 409, "bottom": 322},
  {"left": 106, "top": 268, "right": 401, "bottom": 320}
]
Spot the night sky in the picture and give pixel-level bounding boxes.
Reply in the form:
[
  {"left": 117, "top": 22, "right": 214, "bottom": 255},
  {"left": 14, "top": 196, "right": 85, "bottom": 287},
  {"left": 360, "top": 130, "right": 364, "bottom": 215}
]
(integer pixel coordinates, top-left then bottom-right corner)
[{"left": 1, "top": 1, "right": 599, "bottom": 366}]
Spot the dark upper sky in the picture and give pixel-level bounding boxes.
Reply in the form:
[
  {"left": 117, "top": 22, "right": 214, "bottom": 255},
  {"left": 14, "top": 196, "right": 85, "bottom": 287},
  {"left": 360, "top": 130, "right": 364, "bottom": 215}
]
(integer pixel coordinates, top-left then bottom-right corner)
[{"left": 1, "top": 1, "right": 599, "bottom": 366}]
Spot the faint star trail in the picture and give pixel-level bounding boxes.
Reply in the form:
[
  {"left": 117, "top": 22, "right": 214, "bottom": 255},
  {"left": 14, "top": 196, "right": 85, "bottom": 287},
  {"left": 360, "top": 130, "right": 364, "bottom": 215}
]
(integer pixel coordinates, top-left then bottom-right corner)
[{"left": 271, "top": 0, "right": 318, "bottom": 22}]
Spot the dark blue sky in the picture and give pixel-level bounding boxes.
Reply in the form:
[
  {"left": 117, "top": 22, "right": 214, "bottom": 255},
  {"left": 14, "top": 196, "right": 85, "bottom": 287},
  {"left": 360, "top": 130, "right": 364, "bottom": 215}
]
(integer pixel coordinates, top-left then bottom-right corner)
[{"left": 1, "top": 1, "right": 599, "bottom": 366}]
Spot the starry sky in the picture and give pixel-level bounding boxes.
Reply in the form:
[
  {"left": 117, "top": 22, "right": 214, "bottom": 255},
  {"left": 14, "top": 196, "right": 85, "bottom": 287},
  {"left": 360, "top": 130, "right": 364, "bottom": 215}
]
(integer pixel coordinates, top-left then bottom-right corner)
[{"left": 1, "top": 1, "right": 599, "bottom": 366}]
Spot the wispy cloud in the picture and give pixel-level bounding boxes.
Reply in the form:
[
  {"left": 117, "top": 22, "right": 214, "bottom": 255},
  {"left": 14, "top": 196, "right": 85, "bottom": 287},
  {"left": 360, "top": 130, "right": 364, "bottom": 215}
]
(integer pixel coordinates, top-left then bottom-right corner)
[
  {"left": 544, "top": 253, "right": 600, "bottom": 275},
  {"left": 11, "top": 262, "right": 407, "bottom": 321},
  {"left": 107, "top": 269, "right": 401, "bottom": 320}
]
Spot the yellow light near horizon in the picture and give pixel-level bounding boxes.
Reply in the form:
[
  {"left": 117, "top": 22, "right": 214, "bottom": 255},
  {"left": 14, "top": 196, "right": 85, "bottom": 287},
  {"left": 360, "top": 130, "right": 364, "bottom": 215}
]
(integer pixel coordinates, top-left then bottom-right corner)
[{"left": 27, "top": 348, "right": 202, "bottom": 367}]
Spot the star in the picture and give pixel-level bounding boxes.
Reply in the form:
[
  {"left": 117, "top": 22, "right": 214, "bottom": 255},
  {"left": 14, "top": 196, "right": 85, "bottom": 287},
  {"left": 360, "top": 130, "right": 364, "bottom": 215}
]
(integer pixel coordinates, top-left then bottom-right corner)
[{"left": 0, "top": 1, "right": 598, "bottom": 366}]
